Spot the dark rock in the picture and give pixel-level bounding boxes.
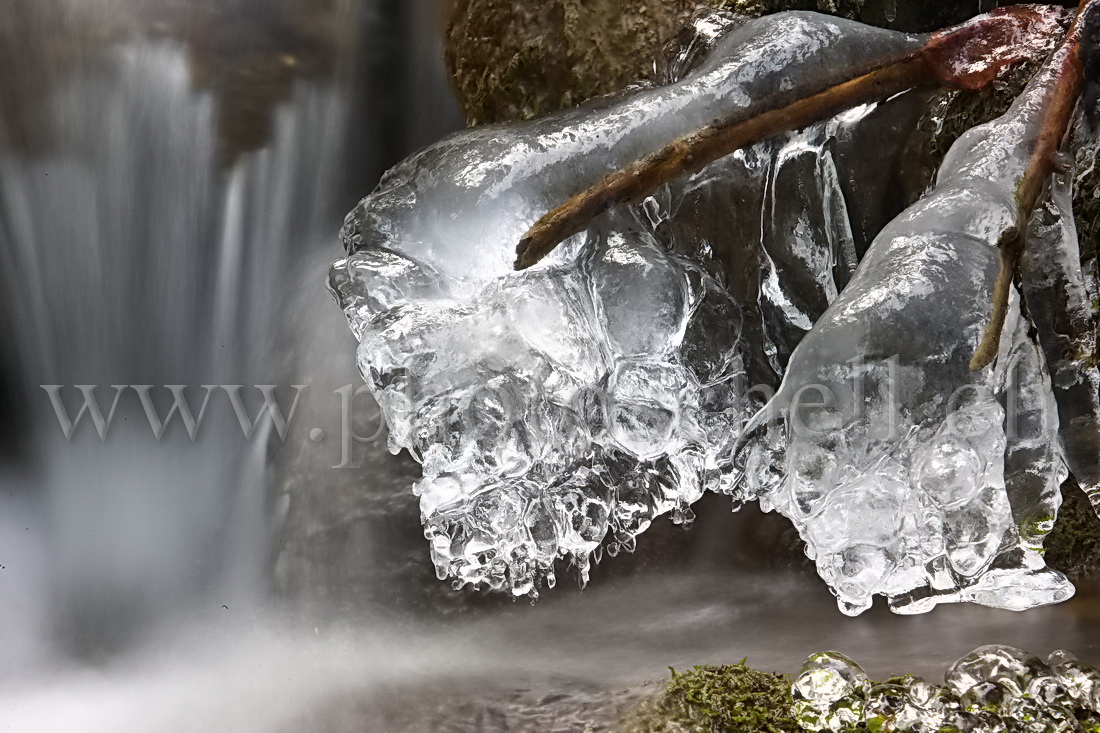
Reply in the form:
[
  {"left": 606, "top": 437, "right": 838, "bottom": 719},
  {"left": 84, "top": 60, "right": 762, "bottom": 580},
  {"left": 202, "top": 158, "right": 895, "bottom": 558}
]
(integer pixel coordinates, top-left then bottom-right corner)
[{"left": 444, "top": 0, "right": 705, "bottom": 126}]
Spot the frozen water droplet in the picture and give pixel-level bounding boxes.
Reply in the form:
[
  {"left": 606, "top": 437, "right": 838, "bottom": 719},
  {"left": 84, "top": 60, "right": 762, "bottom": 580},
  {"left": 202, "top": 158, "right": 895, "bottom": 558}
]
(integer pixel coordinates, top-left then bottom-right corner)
[
  {"left": 883, "top": 0, "right": 897, "bottom": 23},
  {"left": 793, "top": 651, "right": 869, "bottom": 703},
  {"left": 947, "top": 646, "right": 1050, "bottom": 698}
]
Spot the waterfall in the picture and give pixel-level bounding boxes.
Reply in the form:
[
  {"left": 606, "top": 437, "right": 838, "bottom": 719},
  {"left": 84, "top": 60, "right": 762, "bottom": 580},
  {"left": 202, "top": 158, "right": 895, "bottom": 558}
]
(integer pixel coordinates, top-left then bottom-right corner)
[{"left": 0, "top": 0, "right": 461, "bottom": 666}]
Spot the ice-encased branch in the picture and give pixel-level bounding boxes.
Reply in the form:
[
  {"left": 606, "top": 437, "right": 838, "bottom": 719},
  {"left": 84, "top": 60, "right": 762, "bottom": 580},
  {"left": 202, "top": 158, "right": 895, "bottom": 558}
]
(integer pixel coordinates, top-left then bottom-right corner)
[
  {"left": 731, "top": 14, "right": 1092, "bottom": 615},
  {"left": 971, "top": 0, "right": 1097, "bottom": 370},
  {"left": 514, "top": 6, "right": 1068, "bottom": 271}
]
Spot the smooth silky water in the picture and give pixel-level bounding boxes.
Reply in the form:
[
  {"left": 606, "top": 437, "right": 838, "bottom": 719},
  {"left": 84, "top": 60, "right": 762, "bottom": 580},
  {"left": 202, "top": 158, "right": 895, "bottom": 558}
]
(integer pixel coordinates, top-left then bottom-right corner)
[{"left": 0, "top": 2, "right": 1098, "bottom": 732}]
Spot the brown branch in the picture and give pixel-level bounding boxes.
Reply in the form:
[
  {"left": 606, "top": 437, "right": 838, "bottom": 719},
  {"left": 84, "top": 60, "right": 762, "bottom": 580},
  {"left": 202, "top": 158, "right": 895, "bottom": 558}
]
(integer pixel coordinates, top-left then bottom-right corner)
[
  {"left": 514, "top": 6, "right": 1068, "bottom": 271},
  {"left": 970, "top": 0, "right": 1091, "bottom": 371},
  {"left": 515, "top": 57, "right": 935, "bottom": 270}
]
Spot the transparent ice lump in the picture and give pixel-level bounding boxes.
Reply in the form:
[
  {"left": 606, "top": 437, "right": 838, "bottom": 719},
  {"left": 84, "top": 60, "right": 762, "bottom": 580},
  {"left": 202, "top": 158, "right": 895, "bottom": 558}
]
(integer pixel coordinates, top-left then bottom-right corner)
[
  {"left": 347, "top": 222, "right": 736, "bottom": 594},
  {"left": 1022, "top": 99, "right": 1100, "bottom": 511}
]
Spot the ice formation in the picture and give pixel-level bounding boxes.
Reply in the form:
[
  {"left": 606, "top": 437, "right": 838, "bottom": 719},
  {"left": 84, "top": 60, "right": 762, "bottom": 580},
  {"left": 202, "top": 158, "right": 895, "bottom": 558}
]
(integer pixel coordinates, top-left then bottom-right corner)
[
  {"left": 329, "top": 10, "right": 932, "bottom": 594},
  {"left": 735, "top": 43, "right": 1078, "bottom": 615},
  {"left": 330, "top": 4, "right": 1091, "bottom": 609},
  {"left": 339, "top": 222, "right": 730, "bottom": 594},
  {"left": 792, "top": 646, "right": 1100, "bottom": 732}
]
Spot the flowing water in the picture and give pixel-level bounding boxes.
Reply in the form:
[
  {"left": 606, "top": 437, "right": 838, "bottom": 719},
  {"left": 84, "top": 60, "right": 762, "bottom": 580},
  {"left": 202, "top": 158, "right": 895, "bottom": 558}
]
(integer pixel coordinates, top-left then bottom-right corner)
[
  {"left": 0, "top": 0, "right": 458, "bottom": 683},
  {"left": 1, "top": 2, "right": 1099, "bottom": 732}
]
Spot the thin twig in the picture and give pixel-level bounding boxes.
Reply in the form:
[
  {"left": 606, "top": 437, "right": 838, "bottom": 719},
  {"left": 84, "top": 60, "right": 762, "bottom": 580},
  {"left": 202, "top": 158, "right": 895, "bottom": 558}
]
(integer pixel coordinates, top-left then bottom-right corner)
[{"left": 514, "top": 7, "right": 1067, "bottom": 270}]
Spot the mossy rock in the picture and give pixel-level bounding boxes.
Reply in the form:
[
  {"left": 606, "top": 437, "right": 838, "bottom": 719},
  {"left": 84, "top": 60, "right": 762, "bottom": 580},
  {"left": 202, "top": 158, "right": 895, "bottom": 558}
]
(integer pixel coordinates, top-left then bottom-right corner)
[
  {"left": 625, "top": 662, "right": 801, "bottom": 732},
  {"left": 444, "top": 0, "right": 700, "bottom": 127}
]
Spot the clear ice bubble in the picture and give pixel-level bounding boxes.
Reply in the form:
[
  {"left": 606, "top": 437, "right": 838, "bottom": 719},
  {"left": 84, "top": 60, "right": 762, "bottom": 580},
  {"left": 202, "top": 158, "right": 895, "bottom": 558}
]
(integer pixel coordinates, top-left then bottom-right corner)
[
  {"left": 946, "top": 645, "right": 1051, "bottom": 698},
  {"left": 792, "top": 651, "right": 871, "bottom": 730}
]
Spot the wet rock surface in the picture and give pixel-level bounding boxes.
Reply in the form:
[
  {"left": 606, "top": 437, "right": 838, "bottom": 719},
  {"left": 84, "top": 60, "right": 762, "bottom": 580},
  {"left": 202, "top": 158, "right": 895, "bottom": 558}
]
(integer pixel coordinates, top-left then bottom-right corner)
[{"left": 444, "top": 0, "right": 704, "bottom": 126}]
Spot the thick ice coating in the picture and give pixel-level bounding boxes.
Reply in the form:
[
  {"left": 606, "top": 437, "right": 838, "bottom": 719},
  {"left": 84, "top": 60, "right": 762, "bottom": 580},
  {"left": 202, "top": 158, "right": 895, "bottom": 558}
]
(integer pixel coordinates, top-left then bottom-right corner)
[
  {"left": 328, "top": 11, "right": 926, "bottom": 595},
  {"left": 1021, "top": 104, "right": 1100, "bottom": 510},
  {"left": 735, "top": 45, "right": 1077, "bottom": 616}
]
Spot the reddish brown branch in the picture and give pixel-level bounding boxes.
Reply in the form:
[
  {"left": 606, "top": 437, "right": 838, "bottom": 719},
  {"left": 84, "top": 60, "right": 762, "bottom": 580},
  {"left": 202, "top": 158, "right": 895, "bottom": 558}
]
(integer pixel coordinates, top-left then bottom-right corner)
[{"left": 514, "top": 6, "right": 1068, "bottom": 270}]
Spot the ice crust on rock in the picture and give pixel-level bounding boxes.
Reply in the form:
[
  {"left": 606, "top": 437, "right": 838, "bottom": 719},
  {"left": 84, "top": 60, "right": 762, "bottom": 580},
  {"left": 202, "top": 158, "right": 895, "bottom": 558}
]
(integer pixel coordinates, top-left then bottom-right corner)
[
  {"left": 734, "top": 46, "right": 1076, "bottom": 616},
  {"left": 794, "top": 645, "right": 1100, "bottom": 732},
  {"left": 329, "top": 11, "right": 929, "bottom": 596}
]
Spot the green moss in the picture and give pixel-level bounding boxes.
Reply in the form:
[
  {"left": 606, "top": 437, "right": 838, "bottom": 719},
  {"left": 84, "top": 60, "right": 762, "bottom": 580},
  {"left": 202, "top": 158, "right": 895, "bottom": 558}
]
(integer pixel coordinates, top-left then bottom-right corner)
[
  {"left": 625, "top": 662, "right": 801, "bottom": 732},
  {"left": 627, "top": 655, "right": 1100, "bottom": 732},
  {"left": 1021, "top": 514, "right": 1057, "bottom": 542}
]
